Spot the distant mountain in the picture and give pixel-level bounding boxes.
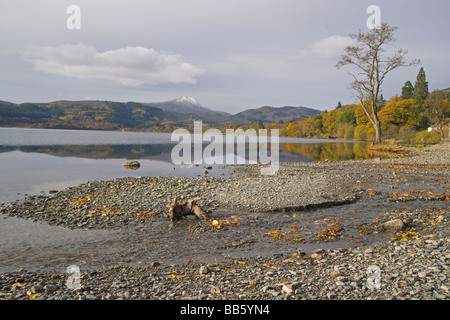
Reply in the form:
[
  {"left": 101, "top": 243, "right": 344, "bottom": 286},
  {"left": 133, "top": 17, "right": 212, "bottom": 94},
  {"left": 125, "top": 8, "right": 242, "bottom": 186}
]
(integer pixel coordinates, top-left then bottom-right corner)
[
  {"left": 0, "top": 98, "right": 321, "bottom": 130},
  {"left": 143, "top": 97, "right": 230, "bottom": 116},
  {"left": 143, "top": 98, "right": 321, "bottom": 123},
  {"left": 0, "top": 100, "right": 171, "bottom": 130},
  {"left": 233, "top": 106, "right": 321, "bottom": 123},
  {"left": 0, "top": 99, "right": 239, "bottom": 129},
  {"left": 441, "top": 87, "right": 450, "bottom": 99},
  {"left": 0, "top": 100, "right": 16, "bottom": 106}
]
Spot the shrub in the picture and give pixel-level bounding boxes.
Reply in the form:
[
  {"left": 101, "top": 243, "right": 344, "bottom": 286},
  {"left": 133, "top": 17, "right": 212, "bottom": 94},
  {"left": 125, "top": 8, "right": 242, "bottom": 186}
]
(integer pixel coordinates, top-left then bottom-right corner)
[
  {"left": 397, "top": 125, "right": 415, "bottom": 143},
  {"left": 412, "top": 130, "right": 442, "bottom": 144},
  {"left": 354, "top": 125, "right": 368, "bottom": 141},
  {"left": 344, "top": 125, "right": 355, "bottom": 140},
  {"left": 381, "top": 124, "right": 399, "bottom": 140},
  {"left": 367, "top": 127, "right": 376, "bottom": 142},
  {"left": 336, "top": 124, "right": 347, "bottom": 139}
]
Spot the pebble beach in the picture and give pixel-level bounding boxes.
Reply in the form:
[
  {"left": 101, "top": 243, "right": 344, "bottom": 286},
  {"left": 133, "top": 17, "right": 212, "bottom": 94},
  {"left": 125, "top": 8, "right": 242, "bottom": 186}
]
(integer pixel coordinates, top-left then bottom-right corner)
[{"left": 0, "top": 143, "right": 449, "bottom": 300}]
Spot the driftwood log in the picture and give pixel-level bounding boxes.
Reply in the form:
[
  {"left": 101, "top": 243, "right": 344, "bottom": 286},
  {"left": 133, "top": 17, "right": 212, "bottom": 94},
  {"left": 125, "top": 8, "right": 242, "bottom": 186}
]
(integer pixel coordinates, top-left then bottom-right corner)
[{"left": 168, "top": 196, "right": 210, "bottom": 222}]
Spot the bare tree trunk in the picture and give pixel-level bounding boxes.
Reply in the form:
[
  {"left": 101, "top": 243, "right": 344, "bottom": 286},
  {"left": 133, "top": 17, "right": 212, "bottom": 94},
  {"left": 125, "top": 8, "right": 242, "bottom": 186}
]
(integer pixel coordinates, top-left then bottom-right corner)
[
  {"left": 336, "top": 23, "right": 418, "bottom": 146},
  {"left": 374, "top": 119, "right": 382, "bottom": 144},
  {"left": 168, "top": 196, "right": 210, "bottom": 222}
]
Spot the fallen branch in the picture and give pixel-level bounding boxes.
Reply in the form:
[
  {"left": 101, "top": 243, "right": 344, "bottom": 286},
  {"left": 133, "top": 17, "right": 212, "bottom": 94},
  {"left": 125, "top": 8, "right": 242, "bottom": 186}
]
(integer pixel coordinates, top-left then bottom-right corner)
[{"left": 168, "top": 196, "right": 210, "bottom": 222}]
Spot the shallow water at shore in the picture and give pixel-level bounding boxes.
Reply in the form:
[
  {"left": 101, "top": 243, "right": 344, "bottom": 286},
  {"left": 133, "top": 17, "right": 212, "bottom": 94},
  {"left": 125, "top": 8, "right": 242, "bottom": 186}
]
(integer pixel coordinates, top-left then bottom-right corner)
[
  {"left": 1, "top": 165, "right": 448, "bottom": 273},
  {"left": 2, "top": 195, "right": 447, "bottom": 273}
]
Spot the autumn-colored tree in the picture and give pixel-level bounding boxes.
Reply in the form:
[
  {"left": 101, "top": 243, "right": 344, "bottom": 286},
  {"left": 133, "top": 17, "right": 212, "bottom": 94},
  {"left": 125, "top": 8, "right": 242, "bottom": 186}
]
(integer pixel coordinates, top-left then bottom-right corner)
[
  {"left": 344, "top": 125, "right": 355, "bottom": 140},
  {"left": 378, "top": 97, "right": 418, "bottom": 127},
  {"left": 354, "top": 125, "right": 368, "bottom": 141},
  {"left": 285, "top": 122, "right": 300, "bottom": 137},
  {"left": 299, "top": 116, "right": 322, "bottom": 138},
  {"left": 336, "top": 23, "right": 419, "bottom": 144},
  {"left": 324, "top": 103, "right": 355, "bottom": 125},
  {"left": 335, "top": 123, "right": 348, "bottom": 139},
  {"left": 354, "top": 104, "right": 370, "bottom": 125},
  {"left": 424, "top": 90, "right": 450, "bottom": 139}
]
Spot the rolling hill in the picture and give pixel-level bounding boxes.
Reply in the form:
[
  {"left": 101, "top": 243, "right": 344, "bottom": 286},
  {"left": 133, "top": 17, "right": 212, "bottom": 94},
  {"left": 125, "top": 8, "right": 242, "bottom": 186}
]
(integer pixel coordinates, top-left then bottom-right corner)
[
  {"left": 0, "top": 98, "right": 321, "bottom": 130},
  {"left": 233, "top": 105, "right": 321, "bottom": 123},
  {"left": 0, "top": 100, "right": 16, "bottom": 106}
]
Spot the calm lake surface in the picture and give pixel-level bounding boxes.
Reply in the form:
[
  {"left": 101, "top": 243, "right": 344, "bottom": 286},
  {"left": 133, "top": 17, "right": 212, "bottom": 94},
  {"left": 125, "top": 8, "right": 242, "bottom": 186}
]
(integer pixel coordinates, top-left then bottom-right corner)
[
  {"left": 0, "top": 127, "right": 375, "bottom": 272},
  {"left": 0, "top": 127, "right": 374, "bottom": 204}
]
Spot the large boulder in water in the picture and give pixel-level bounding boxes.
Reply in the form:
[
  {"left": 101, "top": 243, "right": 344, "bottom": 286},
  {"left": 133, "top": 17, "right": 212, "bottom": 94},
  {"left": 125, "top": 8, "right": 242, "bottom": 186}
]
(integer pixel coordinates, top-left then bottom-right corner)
[
  {"left": 122, "top": 160, "right": 140, "bottom": 170},
  {"left": 381, "top": 219, "right": 406, "bottom": 231}
]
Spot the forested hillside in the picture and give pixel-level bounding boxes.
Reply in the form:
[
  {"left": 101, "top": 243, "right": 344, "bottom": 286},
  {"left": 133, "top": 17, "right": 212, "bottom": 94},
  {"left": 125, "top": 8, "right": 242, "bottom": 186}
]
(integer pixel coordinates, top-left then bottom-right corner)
[
  {"left": 0, "top": 100, "right": 318, "bottom": 132},
  {"left": 0, "top": 100, "right": 242, "bottom": 131}
]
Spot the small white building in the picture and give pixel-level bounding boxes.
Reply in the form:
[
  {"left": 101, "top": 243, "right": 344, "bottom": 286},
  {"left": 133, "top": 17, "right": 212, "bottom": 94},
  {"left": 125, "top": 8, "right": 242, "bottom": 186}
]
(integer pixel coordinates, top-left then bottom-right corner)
[{"left": 428, "top": 124, "right": 439, "bottom": 132}]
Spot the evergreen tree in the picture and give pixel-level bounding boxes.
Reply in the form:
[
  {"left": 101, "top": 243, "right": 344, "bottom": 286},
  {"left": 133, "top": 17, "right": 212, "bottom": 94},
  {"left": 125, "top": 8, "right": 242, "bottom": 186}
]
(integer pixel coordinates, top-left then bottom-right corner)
[
  {"left": 401, "top": 80, "right": 414, "bottom": 99},
  {"left": 378, "top": 94, "right": 386, "bottom": 109},
  {"left": 413, "top": 67, "right": 429, "bottom": 106},
  {"left": 336, "top": 101, "right": 342, "bottom": 109}
]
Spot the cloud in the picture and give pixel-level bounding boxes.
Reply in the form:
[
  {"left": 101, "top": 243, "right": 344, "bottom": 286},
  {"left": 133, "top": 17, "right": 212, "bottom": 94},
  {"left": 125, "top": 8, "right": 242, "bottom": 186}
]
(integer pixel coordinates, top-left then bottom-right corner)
[
  {"left": 23, "top": 43, "right": 204, "bottom": 86},
  {"left": 300, "top": 35, "right": 356, "bottom": 60}
]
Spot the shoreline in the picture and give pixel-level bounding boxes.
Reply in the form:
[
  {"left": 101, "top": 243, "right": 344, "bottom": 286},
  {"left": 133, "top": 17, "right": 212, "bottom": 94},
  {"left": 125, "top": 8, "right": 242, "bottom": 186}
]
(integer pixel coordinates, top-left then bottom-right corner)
[{"left": 0, "top": 143, "right": 448, "bottom": 300}]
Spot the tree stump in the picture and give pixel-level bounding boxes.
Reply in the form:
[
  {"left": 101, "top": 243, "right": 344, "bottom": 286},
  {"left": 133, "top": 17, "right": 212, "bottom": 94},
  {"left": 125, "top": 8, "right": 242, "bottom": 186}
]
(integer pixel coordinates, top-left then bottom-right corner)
[{"left": 168, "top": 196, "right": 210, "bottom": 222}]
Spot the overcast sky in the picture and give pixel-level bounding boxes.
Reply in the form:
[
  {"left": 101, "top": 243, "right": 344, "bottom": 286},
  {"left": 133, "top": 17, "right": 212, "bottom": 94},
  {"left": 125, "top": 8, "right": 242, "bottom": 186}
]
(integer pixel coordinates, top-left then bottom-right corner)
[{"left": 1, "top": 0, "right": 449, "bottom": 114}]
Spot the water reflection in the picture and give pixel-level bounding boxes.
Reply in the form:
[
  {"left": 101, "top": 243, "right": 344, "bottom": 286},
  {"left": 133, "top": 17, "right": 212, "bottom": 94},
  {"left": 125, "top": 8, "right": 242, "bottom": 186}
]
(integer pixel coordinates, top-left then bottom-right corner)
[
  {"left": 0, "top": 142, "right": 374, "bottom": 163},
  {"left": 281, "top": 142, "right": 374, "bottom": 162},
  {"left": 0, "top": 142, "right": 375, "bottom": 205},
  {"left": 1, "top": 144, "right": 175, "bottom": 161}
]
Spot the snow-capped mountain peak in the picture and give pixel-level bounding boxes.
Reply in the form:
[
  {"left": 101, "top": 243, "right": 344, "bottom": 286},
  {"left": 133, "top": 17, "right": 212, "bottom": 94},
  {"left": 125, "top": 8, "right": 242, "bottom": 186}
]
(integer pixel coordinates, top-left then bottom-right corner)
[
  {"left": 174, "top": 97, "right": 199, "bottom": 105},
  {"left": 144, "top": 96, "right": 230, "bottom": 116}
]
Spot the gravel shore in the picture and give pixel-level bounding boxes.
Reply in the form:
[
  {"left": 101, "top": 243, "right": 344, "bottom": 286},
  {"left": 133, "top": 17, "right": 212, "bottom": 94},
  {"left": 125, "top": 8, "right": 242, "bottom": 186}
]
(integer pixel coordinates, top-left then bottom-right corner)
[
  {"left": 0, "top": 165, "right": 357, "bottom": 230},
  {"left": 0, "top": 143, "right": 448, "bottom": 300},
  {"left": 0, "top": 206, "right": 448, "bottom": 301}
]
